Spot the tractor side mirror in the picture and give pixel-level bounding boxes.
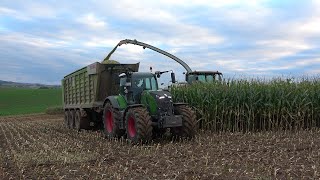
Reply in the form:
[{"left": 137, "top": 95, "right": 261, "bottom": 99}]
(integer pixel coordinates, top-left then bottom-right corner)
[{"left": 171, "top": 72, "right": 176, "bottom": 83}]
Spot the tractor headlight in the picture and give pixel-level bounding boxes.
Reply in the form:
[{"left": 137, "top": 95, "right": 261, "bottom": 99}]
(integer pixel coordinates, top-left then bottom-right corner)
[{"left": 159, "top": 96, "right": 165, "bottom": 99}]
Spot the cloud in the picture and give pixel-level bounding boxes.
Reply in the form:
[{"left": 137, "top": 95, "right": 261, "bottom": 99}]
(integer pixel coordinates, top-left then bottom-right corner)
[
  {"left": 1, "top": 0, "right": 320, "bottom": 84},
  {"left": 0, "top": 6, "right": 30, "bottom": 20},
  {"left": 77, "top": 13, "right": 106, "bottom": 28},
  {"left": 0, "top": 32, "right": 70, "bottom": 48},
  {"left": 95, "top": 1, "right": 224, "bottom": 47},
  {"left": 0, "top": 2, "right": 58, "bottom": 20}
]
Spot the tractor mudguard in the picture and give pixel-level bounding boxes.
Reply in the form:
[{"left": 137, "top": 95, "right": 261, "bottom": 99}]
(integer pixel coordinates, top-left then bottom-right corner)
[
  {"left": 123, "top": 104, "right": 145, "bottom": 121},
  {"left": 103, "top": 96, "right": 120, "bottom": 109},
  {"left": 104, "top": 95, "right": 128, "bottom": 109}
]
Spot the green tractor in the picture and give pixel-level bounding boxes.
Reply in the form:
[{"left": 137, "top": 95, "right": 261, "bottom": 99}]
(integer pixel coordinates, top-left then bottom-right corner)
[{"left": 102, "top": 70, "right": 197, "bottom": 143}]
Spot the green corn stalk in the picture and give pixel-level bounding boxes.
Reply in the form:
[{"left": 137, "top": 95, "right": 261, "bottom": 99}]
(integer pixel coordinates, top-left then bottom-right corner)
[{"left": 171, "top": 77, "right": 320, "bottom": 132}]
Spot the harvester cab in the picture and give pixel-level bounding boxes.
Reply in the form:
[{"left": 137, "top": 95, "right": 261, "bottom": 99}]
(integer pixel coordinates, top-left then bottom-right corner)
[{"left": 186, "top": 71, "right": 223, "bottom": 83}]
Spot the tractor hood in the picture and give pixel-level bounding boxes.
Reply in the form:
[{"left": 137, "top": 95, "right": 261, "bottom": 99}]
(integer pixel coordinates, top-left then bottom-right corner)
[
  {"left": 149, "top": 91, "right": 174, "bottom": 116},
  {"left": 149, "top": 91, "right": 173, "bottom": 101},
  {"left": 141, "top": 90, "right": 174, "bottom": 116}
]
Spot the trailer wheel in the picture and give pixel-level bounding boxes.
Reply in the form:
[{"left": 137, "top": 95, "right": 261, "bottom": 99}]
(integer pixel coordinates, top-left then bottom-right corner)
[
  {"left": 171, "top": 105, "right": 197, "bottom": 139},
  {"left": 80, "top": 116, "right": 90, "bottom": 130},
  {"left": 103, "top": 103, "right": 124, "bottom": 138},
  {"left": 125, "top": 107, "right": 153, "bottom": 144},
  {"left": 69, "top": 110, "right": 75, "bottom": 129},
  {"left": 64, "top": 111, "right": 70, "bottom": 129},
  {"left": 75, "top": 110, "right": 81, "bottom": 131}
]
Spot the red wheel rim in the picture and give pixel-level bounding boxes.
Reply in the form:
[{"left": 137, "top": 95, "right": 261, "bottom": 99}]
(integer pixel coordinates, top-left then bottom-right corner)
[
  {"left": 105, "top": 110, "right": 113, "bottom": 133},
  {"left": 128, "top": 116, "right": 136, "bottom": 137}
]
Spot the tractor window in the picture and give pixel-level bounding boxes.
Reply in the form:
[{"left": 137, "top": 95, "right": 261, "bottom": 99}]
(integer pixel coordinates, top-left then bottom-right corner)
[
  {"left": 151, "top": 77, "right": 158, "bottom": 90},
  {"left": 134, "top": 79, "right": 144, "bottom": 88},
  {"left": 120, "top": 78, "right": 126, "bottom": 86},
  {"left": 119, "top": 77, "right": 127, "bottom": 95},
  {"left": 145, "top": 77, "right": 158, "bottom": 91},
  {"left": 145, "top": 78, "right": 151, "bottom": 89}
]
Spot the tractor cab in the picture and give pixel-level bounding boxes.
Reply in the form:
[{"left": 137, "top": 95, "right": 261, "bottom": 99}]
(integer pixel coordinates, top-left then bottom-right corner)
[{"left": 120, "top": 72, "right": 158, "bottom": 104}]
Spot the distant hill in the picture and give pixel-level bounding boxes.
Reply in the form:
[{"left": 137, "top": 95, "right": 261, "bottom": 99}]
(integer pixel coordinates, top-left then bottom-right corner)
[{"left": 0, "top": 80, "right": 61, "bottom": 89}]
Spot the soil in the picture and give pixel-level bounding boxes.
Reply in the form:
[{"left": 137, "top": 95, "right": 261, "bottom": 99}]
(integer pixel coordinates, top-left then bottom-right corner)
[{"left": 0, "top": 114, "right": 319, "bottom": 179}]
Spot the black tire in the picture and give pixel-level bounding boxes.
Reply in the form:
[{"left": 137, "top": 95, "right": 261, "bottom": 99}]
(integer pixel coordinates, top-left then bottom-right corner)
[
  {"left": 152, "top": 127, "right": 167, "bottom": 139},
  {"left": 80, "top": 115, "right": 90, "bottom": 130},
  {"left": 171, "top": 105, "right": 197, "bottom": 139},
  {"left": 103, "top": 103, "right": 124, "bottom": 138},
  {"left": 75, "top": 110, "right": 81, "bottom": 131},
  {"left": 125, "top": 107, "right": 153, "bottom": 144},
  {"left": 69, "top": 110, "right": 75, "bottom": 129},
  {"left": 64, "top": 111, "right": 70, "bottom": 129}
]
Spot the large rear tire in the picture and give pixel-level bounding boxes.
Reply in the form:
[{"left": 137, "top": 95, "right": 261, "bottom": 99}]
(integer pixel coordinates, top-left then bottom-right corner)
[
  {"left": 64, "top": 111, "right": 70, "bottom": 129},
  {"left": 74, "top": 109, "right": 91, "bottom": 130},
  {"left": 80, "top": 115, "right": 90, "bottom": 130},
  {"left": 125, "top": 107, "right": 153, "bottom": 144},
  {"left": 103, "top": 103, "right": 124, "bottom": 138},
  {"left": 171, "top": 105, "right": 197, "bottom": 139},
  {"left": 75, "top": 110, "right": 81, "bottom": 131},
  {"left": 69, "top": 110, "right": 75, "bottom": 129}
]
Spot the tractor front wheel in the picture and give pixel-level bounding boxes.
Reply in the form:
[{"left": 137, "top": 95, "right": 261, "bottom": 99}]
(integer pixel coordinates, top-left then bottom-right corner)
[
  {"left": 103, "top": 103, "right": 124, "bottom": 138},
  {"left": 171, "top": 105, "right": 197, "bottom": 139},
  {"left": 125, "top": 107, "right": 153, "bottom": 144}
]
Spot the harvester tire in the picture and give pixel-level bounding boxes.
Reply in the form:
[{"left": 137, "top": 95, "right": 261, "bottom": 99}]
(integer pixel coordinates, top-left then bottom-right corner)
[
  {"left": 69, "top": 110, "right": 75, "bottom": 129},
  {"left": 103, "top": 103, "right": 124, "bottom": 138},
  {"left": 64, "top": 111, "right": 70, "bottom": 129},
  {"left": 125, "top": 107, "right": 153, "bottom": 144},
  {"left": 172, "top": 105, "right": 197, "bottom": 139}
]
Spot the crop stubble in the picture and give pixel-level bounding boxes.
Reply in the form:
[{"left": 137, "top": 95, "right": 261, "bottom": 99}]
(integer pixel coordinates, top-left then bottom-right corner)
[{"left": 0, "top": 114, "right": 320, "bottom": 179}]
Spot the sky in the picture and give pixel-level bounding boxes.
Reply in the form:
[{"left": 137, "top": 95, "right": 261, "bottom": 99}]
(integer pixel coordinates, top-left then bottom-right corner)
[{"left": 0, "top": 0, "right": 320, "bottom": 85}]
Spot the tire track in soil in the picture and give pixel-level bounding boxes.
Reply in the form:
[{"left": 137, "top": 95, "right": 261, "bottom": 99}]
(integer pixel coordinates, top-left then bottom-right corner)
[
  {"left": 0, "top": 114, "right": 62, "bottom": 123},
  {"left": 4, "top": 118, "right": 102, "bottom": 178},
  {"left": 0, "top": 123, "right": 22, "bottom": 179},
  {"left": 14, "top": 119, "right": 89, "bottom": 151},
  {"left": 25, "top": 119, "right": 106, "bottom": 152},
  {"left": 1, "top": 114, "right": 320, "bottom": 179}
]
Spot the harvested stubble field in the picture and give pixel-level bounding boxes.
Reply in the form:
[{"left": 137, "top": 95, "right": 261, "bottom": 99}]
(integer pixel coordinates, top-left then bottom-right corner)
[{"left": 0, "top": 114, "right": 320, "bottom": 179}]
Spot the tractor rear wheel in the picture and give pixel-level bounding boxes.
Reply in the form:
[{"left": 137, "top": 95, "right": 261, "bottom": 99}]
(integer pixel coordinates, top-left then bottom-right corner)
[
  {"left": 103, "top": 103, "right": 124, "bottom": 138},
  {"left": 64, "top": 111, "right": 71, "bottom": 129},
  {"left": 125, "top": 107, "right": 153, "bottom": 144},
  {"left": 171, "top": 105, "right": 197, "bottom": 139}
]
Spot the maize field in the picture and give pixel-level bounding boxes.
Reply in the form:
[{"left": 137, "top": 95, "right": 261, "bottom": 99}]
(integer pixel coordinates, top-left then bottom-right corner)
[
  {"left": 172, "top": 77, "right": 320, "bottom": 132},
  {"left": 1, "top": 78, "right": 320, "bottom": 178}
]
